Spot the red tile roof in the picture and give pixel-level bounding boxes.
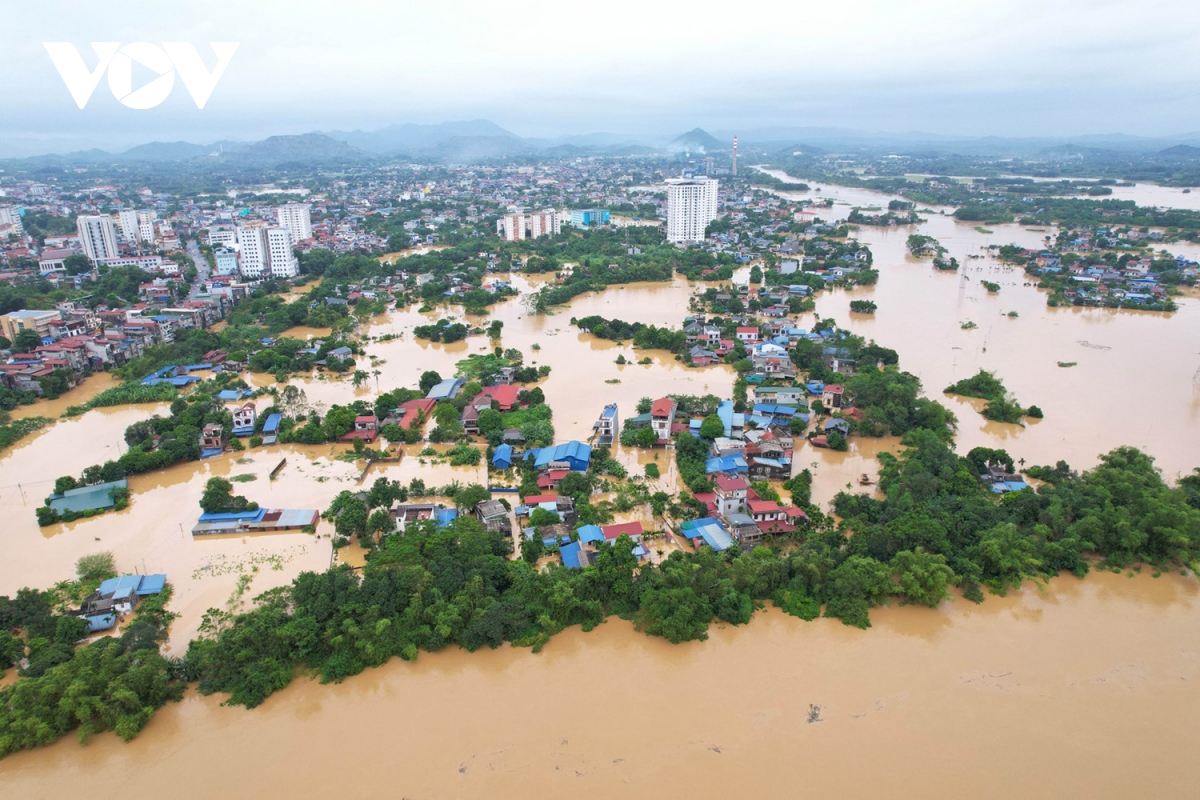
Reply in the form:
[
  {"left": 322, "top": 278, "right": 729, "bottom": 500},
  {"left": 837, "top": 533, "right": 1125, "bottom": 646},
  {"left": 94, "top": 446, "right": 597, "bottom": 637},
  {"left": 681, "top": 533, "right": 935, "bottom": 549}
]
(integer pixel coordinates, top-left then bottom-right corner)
[
  {"left": 824, "top": 385, "right": 844, "bottom": 393},
  {"left": 396, "top": 398, "right": 435, "bottom": 429},
  {"left": 476, "top": 384, "right": 520, "bottom": 410},
  {"left": 602, "top": 521, "right": 644, "bottom": 539},
  {"left": 714, "top": 475, "right": 748, "bottom": 492},
  {"left": 651, "top": 397, "right": 676, "bottom": 417},
  {"left": 523, "top": 493, "right": 558, "bottom": 505},
  {"left": 747, "top": 499, "right": 782, "bottom": 514}
]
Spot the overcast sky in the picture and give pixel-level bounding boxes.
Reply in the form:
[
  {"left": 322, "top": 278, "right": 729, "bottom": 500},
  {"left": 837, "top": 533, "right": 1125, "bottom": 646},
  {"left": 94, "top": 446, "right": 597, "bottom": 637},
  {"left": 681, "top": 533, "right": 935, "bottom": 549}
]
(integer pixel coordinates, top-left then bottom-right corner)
[{"left": 3, "top": 0, "right": 1200, "bottom": 155}]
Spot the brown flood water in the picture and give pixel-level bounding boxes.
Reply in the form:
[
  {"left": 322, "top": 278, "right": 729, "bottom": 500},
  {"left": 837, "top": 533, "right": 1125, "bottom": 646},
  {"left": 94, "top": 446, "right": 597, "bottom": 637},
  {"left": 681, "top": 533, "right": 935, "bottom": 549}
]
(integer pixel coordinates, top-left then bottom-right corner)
[
  {"left": 1, "top": 570, "right": 1197, "bottom": 799},
  {"left": 3, "top": 179, "right": 1200, "bottom": 790}
]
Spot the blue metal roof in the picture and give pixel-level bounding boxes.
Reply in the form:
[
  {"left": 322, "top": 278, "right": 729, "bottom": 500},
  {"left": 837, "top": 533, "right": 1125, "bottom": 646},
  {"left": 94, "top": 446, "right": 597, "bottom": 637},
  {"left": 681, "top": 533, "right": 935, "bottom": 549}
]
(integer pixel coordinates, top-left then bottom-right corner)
[
  {"left": 492, "top": 443, "right": 513, "bottom": 467},
  {"left": 436, "top": 508, "right": 458, "bottom": 527},
  {"left": 560, "top": 541, "right": 584, "bottom": 569},
  {"left": 426, "top": 378, "right": 465, "bottom": 400},
  {"left": 681, "top": 517, "right": 734, "bottom": 552},
  {"left": 577, "top": 524, "right": 604, "bottom": 544},
  {"left": 263, "top": 413, "right": 282, "bottom": 433},
  {"left": 533, "top": 440, "right": 592, "bottom": 470},
  {"left": 717, "top": 400, "right": 734, "bottom": 438},
  {"left": 86, "top": 613, "right": 116, "bottom": 633},
  {"left": 136, "top": 574, "right": 166, "bottom": 595},
  {"left": 197, "top": 508, "right": 267, "bottom": 522},
  {"left": 706, "top": 455, "right": 748, "bottom": 475}
]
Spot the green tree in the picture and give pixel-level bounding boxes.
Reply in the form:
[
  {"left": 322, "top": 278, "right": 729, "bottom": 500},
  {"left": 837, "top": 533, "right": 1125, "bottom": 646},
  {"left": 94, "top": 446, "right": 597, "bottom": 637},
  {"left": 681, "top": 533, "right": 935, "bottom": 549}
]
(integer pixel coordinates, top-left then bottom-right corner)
[
  {"left": 419, "top": 371, "right": 442, "bottom": 395},
  {"left": 199, "top": 477, "right": 256, "bottom": 514},
  {"left": 698, "top": 414, "right": 724, "bottom": 439},
  {"left": 12, "top": 329, "right": 41, "bottom": 353},
  {"left": 75, "top": 552, "right": 116, "bottom": 583},
  {"left": 890, "top": 549, "right": 954, "bottom": 607}
]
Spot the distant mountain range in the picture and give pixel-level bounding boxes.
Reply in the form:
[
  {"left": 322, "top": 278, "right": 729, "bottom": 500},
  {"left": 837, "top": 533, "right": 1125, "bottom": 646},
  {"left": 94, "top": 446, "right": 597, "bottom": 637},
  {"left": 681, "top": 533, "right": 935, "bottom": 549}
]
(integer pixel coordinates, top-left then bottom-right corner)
[{"left": 6, "top": 120, "right": 1200, "bottom": 169}]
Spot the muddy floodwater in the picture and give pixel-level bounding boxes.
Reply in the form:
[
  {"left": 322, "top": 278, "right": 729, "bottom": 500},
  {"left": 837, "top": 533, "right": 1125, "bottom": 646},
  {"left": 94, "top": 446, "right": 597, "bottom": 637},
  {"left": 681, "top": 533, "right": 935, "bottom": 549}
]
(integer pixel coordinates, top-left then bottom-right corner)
[
  {"left": 2, "top": 174, "right": 1200, "bottom": 792},
  {"left": 1, "top": 570, "right": 1197, "bottom": 799}
]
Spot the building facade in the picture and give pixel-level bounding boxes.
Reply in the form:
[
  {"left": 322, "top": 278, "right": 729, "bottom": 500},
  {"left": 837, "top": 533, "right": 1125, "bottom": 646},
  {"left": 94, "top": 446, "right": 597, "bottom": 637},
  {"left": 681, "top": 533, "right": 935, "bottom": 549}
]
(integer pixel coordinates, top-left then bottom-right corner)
[
  {"left": 665, "top": 178, "right": 719, "bottom": 244},
  {"left": 276, "top": 203, "right": 312, "bottom": 242},
  {"left": 498, "top": 210, "right": 561, "bottom": 242},
  {"left": 570, "top": 209, "right": 610, "bottom": 226},
  {"left": 76, "top": 215, "right": 119, "bottom": 263}
]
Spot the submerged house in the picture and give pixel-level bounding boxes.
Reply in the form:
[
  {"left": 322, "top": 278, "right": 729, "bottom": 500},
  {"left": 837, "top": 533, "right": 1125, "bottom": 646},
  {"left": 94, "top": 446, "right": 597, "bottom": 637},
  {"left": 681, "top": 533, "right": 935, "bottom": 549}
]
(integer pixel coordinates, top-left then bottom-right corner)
[
  {"left": 528, "top": 441, "right": 592, "bottom": 472},
  {"left": 77, "top": 573, "right": 167, "bottom": 631},
  {"left": 45, "top": 479, "right": 128, "bottom": 515},
  {"left": 231, "top": 402, "right": 257, "bottom": 437},
  {"left": 199, "top": 423, "right": 225, "bottom": 458},
  {"left": 191, "top": 507, "right": 319, "bottom": 535},
  {"left": 594, "top": 403, "right": 619, "bottom": 446}
]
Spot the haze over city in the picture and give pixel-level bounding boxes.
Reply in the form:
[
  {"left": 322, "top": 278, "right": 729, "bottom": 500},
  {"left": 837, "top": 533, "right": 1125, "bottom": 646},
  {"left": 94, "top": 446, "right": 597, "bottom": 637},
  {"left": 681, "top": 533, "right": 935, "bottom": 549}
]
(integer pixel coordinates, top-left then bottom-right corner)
[{"left": 4, "top": 0, "right": 1200, "bottom": 156}]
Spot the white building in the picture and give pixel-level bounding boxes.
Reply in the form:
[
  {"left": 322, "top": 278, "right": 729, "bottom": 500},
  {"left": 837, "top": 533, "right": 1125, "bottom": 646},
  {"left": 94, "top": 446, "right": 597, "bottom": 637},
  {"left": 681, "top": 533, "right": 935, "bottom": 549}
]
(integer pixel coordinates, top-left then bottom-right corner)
[
  {"left": 214, "top": 248, "right": 239, "bottom": 276},
  {"left": 0, "top": 206, "right": 21, "bottom": 232},
  {"left": 118, "top": 210, "right": 157, "bottom": 243},
  {"left": 236, "top": 225, "right": 269, "bottom": 278},
  {"left": 137, "top": 211, "right": 157, "bottom": 243},
  {"left": 208, "top": 228, "right": 237, "bottom": 248},
  {"left": 76, "top": 215, "right": 120, "bottom": 263},
  {"left": 497, "top": 210, "right": 560, "bottom": 242},
  {"left": 665, "top": 177, "right": 719, "bottom": 244},
  {"left": 117, "top": 210, "right": 139, "bottom": 242},
  {"left": 266, "top": 227, "right": 299, "bottom": 278},
  {"left": 276, "top": 203, "right": 312, "bottom": 242}
]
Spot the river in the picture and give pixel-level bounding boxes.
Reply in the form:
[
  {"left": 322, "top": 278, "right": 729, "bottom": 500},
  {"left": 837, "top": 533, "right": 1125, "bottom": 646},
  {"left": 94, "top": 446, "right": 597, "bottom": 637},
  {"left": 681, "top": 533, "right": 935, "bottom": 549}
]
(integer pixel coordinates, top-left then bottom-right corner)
[{"left": 1, "top": 569, "right": 1196, "bottom": 799}]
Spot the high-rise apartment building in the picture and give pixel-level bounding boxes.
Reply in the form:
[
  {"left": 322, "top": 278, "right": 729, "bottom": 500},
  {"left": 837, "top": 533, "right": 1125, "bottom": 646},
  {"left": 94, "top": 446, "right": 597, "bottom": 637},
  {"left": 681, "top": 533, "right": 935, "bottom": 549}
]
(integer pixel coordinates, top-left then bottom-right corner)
[
  {"left": 266, "top": 227, "right": 300, "bottom": 278},
  {"left": 137, "top": 211, "right": 157, "bottom": 243},
  {"left": 665, "top": 178, "right": 719, "bottom": 244},
  {"left": 118, "top": 210, "right": 139, "bottom": 242},
  {"left": 498, "top": 209, "right": 560, "bottom": 242},
  {"left": 236, "top": 225, "right": 299, "bottom": 279},
  {"left": 118, "top": 210, "right": 157, "bottom": 243},
  {"left": 235, "top": 225, "right": 269, "bottom": 278},
  {"left": 76, "top": 215, "right": 120, "bottom": 263},
  {"left": 0, "top": 206, "right": 21, "bottom": 232},
  {"left": 276, "top": 203, "right": 312, "bottom": 242}
]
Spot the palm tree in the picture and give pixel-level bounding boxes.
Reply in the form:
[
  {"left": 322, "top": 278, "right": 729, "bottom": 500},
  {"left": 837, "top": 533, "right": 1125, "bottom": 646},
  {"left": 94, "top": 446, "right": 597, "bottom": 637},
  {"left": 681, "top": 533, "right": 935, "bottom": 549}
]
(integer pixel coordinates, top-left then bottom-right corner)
[{"left": 372, "top": 369, "right": 382, "bottom": 391}]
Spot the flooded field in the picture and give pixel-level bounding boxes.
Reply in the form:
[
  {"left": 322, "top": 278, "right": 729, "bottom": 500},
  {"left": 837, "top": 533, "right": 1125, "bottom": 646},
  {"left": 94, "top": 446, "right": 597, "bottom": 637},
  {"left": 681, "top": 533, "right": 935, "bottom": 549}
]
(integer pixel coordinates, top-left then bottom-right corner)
[{"left": 1, "top": 569, "right": 1196, "bottom": 799}]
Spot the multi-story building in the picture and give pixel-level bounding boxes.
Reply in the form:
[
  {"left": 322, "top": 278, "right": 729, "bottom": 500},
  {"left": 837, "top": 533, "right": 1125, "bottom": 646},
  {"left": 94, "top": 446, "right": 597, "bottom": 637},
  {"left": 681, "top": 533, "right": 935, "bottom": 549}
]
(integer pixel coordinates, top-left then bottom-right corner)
[
  {"left": 650, "top": 397, "right": 677, "bottom": 442},
  {"left": 208, "top": 228, "right": 237, "bottom": 248},
  {"left": 235, "top": 225, "right": 269, "bottom": 278},
  {"left": 665, "top": 177, "right": 719, "bottom": 244},
  {"left": 570, "top": 209, "right": 610, "bottom": 226},
  {"left": 137, "top": 211, "right": 157, "bottom": 243},
  {"left": 117, "top": 210, "right": 139, "bottom": 242},
  {"left": 214, "top": 247, "right": 239, "bottom": 276},
  {"left": 276, "top": 203, "right": 312, "bottom": 242},
  {"left": 0, "top": 206, "right": 22, "bottom": 234},
  {"left": 265, "top": 227, "right": 299, "bottom": 278},
  {"left": 117, "top": 210, "right": 157, "bottom": 243},
  {"left": 0, "top": 309, "right": 61, "bottom": 343},
  {"left": 498, "top": 210, "right": 560, "bottom": 242},
  {"left": 76, "top": 215, "right": 120, "bottom": 263}
]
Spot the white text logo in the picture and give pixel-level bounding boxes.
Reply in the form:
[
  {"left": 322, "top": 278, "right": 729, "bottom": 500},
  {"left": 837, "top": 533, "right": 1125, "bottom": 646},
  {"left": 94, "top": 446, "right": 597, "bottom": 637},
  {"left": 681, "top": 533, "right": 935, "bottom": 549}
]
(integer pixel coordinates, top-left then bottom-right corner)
[{"left": 43, "top": 42, "right": 239, "bottom": 109}]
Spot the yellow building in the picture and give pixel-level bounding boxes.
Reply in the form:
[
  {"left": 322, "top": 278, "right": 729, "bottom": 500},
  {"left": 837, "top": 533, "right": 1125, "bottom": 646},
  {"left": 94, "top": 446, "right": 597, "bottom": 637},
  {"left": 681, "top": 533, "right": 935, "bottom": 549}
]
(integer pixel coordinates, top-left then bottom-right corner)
[{"left": 0, "top": 309, "right": 61, "bottom": 343}]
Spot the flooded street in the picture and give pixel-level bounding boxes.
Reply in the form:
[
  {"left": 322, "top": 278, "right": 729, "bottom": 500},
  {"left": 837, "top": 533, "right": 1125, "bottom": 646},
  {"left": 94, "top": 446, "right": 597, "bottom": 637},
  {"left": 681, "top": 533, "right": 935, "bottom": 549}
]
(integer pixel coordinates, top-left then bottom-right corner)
[{"left": 1, "top": 570, "right": 1197, "bottom": 799}]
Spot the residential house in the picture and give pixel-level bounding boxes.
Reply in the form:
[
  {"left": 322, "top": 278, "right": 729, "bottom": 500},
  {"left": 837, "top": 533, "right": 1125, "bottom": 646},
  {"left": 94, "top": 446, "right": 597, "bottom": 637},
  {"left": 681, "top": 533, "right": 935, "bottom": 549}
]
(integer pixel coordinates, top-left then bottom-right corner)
[
  {"left": 650, "top": 397, "right": 677, "bottom": 442},
  {"left": 475, "top": 499, "right": 510, "bottom": 532},
  {"left": 593, "top": 403, "right": 619, "bottom": 446},
  {"left": 231, "top": 402, "right": 257, "bottom": 436},
  {"left": 199, "top": 423, "right": 225, "bottom": 457},
  {"left": 714, "top": 474, "right": 749, "bottom": 516}
]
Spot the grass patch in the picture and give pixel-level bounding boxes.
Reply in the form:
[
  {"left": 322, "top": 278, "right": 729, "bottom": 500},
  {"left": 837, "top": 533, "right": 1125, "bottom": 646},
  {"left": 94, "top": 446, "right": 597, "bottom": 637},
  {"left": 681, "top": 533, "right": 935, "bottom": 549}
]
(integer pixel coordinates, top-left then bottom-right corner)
[{"left": 230, "top": 474, "right": 258, "bottom": 483}]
